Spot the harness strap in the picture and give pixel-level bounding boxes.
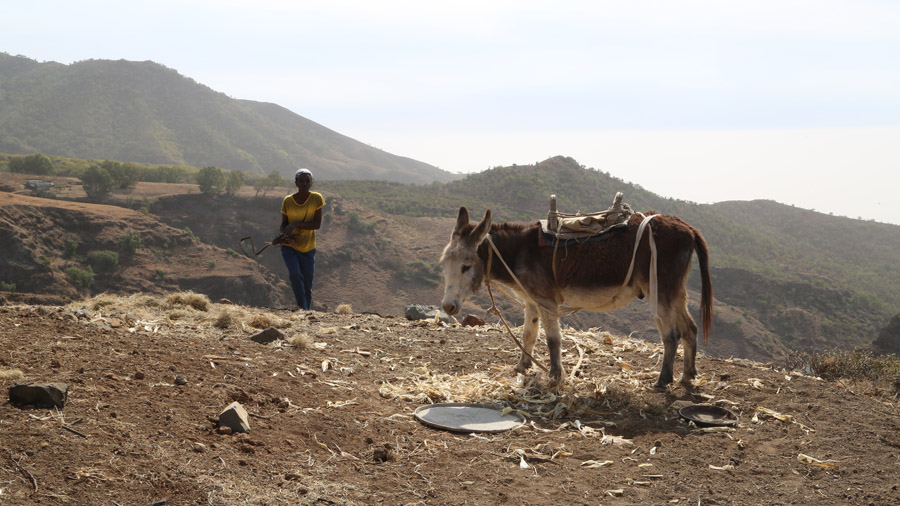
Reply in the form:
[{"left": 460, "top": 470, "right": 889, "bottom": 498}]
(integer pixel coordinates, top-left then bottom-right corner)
[
  {"left": 484, "top": 240, "right": 549, "bottom": 373},
  {"left": 617, "top": 214, "right": 660, "bottom": 322}
]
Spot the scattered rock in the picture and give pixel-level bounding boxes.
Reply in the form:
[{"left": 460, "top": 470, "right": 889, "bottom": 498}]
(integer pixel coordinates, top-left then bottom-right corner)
[
  {"left": 404, "top": 304, "right": 451, "bottom": 323},
  {"left": 461, "top": 314, "right": 485, "bottom": 327},
  {"left": 9, "top": 382, "right": 69, "bottom": 409},
  {"left": 217, "top": 401, "right": 251, "bottom": 433},
  {"left": 219, "top": 298, "right": 235, "bottom": 305},
  {"left": 174, "top": 375, "right": 188, "bottom": 386},
  {"left": 250, "top": 327, "right": 284, "bottom": 344},
  {"left": 133, "top": 371, "right": 146, "bottom": 380}
]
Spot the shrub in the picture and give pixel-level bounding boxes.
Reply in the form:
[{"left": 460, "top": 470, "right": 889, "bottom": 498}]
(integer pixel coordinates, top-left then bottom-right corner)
[
  {"left": 0, "top": 281, "right": 15, "bottom": 292},
  {"left": 347, "top": 213, "right": 375, "bottom": 235},
  {"left": 65, "top": 266, "right": 94, "bottom": 290},
  {"left": 80, "top": 164, "right": 113, "bottom": 201},
  {"left": 88, "top": 250, "right": 119, "bottom": 274},
  {"left": 196, "top": 166, "right": 225, "bottom": 196},
  {"left": 119, "top": 231, "right": 141, "bottom": 255}
]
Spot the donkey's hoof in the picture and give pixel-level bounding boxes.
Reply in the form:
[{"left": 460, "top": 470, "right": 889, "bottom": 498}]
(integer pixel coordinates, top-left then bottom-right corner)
[
  {"left": 652, "top": 379, "right": 671, "bottom": 391},
  {"left": 514, "top": 362, "right": 532, "bottom": 375}
]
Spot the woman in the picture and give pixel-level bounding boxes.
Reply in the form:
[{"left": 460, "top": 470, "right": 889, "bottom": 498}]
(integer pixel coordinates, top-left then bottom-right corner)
[{"left": 280, "top": 168, "right": 324, "bottom": 310}]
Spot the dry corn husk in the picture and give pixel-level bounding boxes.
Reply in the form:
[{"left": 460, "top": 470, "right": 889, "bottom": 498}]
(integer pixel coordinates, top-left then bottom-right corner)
[
  {"left": 581, "top": 460, "right": 614, "bottom": 468},
  {"left": 797, "top": 453, "right": 839, "bottom": 469}
]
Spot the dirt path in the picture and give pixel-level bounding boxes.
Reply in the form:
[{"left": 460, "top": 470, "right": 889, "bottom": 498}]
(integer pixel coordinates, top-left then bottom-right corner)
[{"left": 1, "top": 295, "right": 898, "bottom": 505}]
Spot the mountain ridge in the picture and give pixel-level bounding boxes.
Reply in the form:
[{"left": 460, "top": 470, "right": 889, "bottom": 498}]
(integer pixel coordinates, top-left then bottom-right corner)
[{"left": 0, "top": 53, "right": 453, "bottom": 183}]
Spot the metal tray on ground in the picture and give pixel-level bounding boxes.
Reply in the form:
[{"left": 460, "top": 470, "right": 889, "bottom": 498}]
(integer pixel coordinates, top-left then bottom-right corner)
[{"left": 414, "top": 403, "right": 525, "bottom": 433}]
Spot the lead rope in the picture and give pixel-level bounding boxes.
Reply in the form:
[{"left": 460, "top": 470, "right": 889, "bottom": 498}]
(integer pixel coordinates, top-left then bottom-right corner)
[{"left": 484, "top": 236, "right": 550, "bottom": 373}]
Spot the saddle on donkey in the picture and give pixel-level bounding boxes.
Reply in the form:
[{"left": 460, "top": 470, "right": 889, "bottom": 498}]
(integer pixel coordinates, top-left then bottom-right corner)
[{"left": 538, "top": 192, "right": 634, "bottom": 246}]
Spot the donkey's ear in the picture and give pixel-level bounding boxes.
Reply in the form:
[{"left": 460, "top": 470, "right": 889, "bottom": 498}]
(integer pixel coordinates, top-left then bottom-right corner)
[
  {"left": 470, "top": 209, "right": 492, "bottom": 245},
  {"left": 453, "top": 206, "right": 470, "bottom": 236}
]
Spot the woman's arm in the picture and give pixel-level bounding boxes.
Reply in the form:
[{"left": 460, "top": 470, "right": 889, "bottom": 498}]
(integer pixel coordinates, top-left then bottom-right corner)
[{"left": 281, "top": 209, "right": 322, "bottom": 234}]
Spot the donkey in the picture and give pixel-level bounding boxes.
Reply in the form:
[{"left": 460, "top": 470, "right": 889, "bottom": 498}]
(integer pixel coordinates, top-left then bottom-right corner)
[{"left": 440, "top": 206, "right": 713, "bottom": 389}]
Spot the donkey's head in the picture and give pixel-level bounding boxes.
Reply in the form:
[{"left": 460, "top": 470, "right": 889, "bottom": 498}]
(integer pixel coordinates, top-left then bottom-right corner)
[{"left": 440, "top": 206, "right": 492, "bottom": 316}]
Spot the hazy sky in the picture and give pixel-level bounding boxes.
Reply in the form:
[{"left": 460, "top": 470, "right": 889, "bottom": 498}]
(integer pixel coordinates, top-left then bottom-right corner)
[{"left": 4, "top": 1, "right": 899, "bottom": 224}]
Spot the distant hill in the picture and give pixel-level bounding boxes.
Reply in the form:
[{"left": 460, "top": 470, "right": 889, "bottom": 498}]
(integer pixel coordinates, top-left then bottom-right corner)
[
  {"left": 0, "top": 53, "right": 453, "bottom": 184},
  {"left": 326, "top": 156, "right": 900, "bottom": 352}
]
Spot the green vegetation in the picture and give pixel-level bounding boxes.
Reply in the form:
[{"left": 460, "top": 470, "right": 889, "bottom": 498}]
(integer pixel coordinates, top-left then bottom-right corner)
[
  {"left": 253, "top": 171, "right": 284, "bottom": 197},
  {"left": 88, "top": 250, "right": 119, "bottom": 274},
  {"left": 0, "top": 281, "right": 15, "bottom": 292},
  {"left": 119, "top": 231, "right": 141, "bottom": 255},
  {"left": 197, "top": 166, "right": 226, "bottom": 196},
  {"left": 395, "top": 260, "right": 442, "bottom": 287},
  {"left": 64, "top": 239, "right": 79, "bottom": 258},
  {"left": 225, "top": 170, "right": 244, "bottom": 196},
  {"left": 65, "top": 266, "right": 94, "bottom": 290},
  {"left": 347, "top": 213, "right": 376, "bottom": 235},
  {"left": 80, "top": 164, "right": 114, "bottom": 201},
  {"left": 8, "top": 153, "right": 53, "bottom": 175}
]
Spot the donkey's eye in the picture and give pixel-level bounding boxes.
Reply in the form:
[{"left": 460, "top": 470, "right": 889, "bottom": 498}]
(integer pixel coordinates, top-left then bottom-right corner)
[{"left": 461, "top": 265, "right": 471, "bottom": 274}]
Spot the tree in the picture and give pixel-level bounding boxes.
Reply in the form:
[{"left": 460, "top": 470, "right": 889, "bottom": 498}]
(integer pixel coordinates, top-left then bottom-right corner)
[
  {"left": 224, "top": 170, "right": 244, "bottom": 196},
  {"left": 80, "top": 164, "right": 113, "bottom": 201},
  {"left": 102, "top": 160, "right": 140, "bottom": 189},
  {"left": 9, "top": 154, "right": 53, "bottom": 175},
  {"left": 254, "top": 170, "right": 284, "bottom": 197},
  {"left": 196, "top": 166, "right": 225, "bottom": 196}
]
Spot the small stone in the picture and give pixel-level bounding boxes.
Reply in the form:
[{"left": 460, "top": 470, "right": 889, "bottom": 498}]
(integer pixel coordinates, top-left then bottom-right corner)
[
  {"left": 462, "top": 314, "right": 486, "bottom": 327},
  {"left": 217, "top": 401, "right": 251, "bottom": 433},
  {"left": 174, "top": 375, "right": 187, "bottom": 386},
  {"left": 250, "top": 327, "right": 284, "bottom": 344},
  {"left": 133, "top": 371, "right": 146, "bottom": 380},
  {"left": 217, "top": 426, "right": 233, "bottom": 435}
]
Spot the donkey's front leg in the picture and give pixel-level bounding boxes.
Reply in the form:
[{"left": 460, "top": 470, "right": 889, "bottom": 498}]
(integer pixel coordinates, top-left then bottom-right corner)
[
  {"left": 541, "top": 313, "right": 565, "bottom": 384},
  {"left": 515, "top": 303, "right": 540, "bottom": 374}
]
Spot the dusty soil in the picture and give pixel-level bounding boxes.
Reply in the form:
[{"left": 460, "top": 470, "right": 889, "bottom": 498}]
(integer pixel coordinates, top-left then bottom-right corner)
[{"left": 1, "top": 294, "right": 898, "bottom": 505}]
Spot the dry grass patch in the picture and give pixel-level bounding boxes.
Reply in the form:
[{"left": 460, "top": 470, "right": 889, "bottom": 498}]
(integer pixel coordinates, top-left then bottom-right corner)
[
  {"left": 246, "top": 312, "right": 287, "bottom": 329},
  {"left": 213, "top": 307, "right": 247, "bottom": 329},
  {"left": 165, "top": 291, "right": 210, "bottom": 311},
  {"left": 285, "top": 332, "right": 313, "bottom": 350},
  {"left": 335, "top": 304, "right": 353, "bottom": 315},
  {"left": 0, "top": 368, "right": 24, "bottom": 381}
]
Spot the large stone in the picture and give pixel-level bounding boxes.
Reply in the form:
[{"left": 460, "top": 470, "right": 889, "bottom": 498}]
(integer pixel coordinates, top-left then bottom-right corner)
[
  {"left": 404, "top": 304, "right": 451, "bottom": 323},
  {"left": 9, "top": 382, "right": 69, "bottom": 409},
  {"left": 218, "top": 401, "right": 251, "bottom": 433},
  {"left": 250, "top": 327, "right": 284, "bottom": 344}
]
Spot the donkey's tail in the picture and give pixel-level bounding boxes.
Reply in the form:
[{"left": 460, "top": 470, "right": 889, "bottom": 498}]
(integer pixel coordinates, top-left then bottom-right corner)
[{"left": 693, "top": 228, "right": 713, "bottom": 342}]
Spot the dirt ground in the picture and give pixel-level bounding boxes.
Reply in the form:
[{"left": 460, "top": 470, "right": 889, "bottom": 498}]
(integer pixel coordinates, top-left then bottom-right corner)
[{"left": 1, "top": 294, "right": 899, "bottom": 505}]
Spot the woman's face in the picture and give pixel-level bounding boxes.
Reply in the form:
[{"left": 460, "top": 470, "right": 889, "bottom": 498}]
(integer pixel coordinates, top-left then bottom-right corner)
[{"left": 295, "top": 174, "right": 312, "bottom": 191}]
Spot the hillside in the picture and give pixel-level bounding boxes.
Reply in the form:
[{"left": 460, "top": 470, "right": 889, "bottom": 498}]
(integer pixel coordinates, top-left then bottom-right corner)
[
  {"left": 0, "top": 53, "right": 452, "bottom": 184},
  {"left": 1, "top": 156, "right": 898, "bottom": 362},
  {"left": 1, "top": 296, "right": 898, "bottom": 504}
]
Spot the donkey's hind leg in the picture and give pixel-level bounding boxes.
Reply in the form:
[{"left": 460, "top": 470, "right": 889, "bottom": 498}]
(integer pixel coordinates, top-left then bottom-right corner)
[
  {"left": 677, "top": 309, "right": 699, "bottom": 386},
  {"left": 653, "top": 316, "right": 680, "bottom": 390},
  {"left": 514, "top": 302, "right": 540, "bottom": 375}
]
